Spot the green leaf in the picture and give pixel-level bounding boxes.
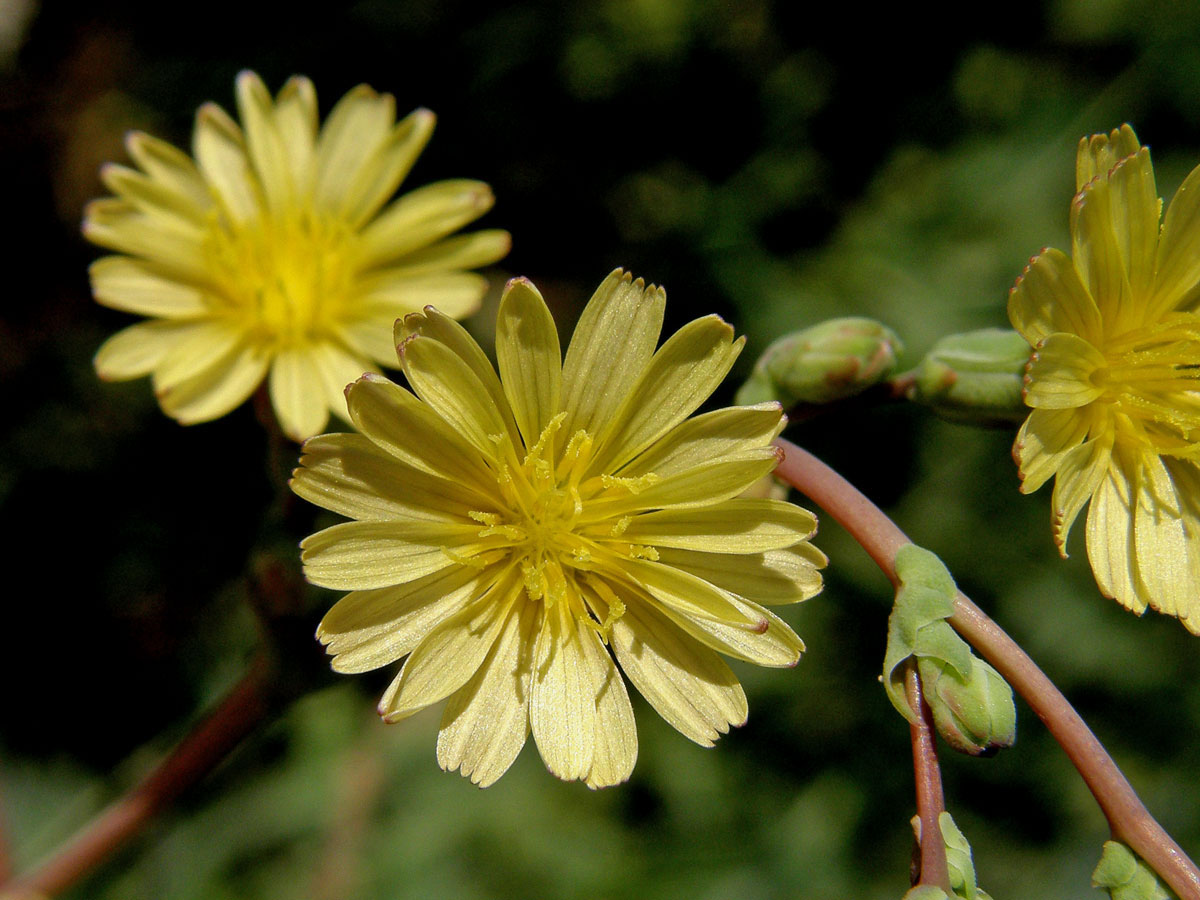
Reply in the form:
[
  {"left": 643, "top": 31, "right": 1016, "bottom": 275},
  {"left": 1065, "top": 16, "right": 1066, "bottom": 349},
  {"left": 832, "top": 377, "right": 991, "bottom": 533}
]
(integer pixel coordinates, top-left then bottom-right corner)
[{"left": 1092, "top": 841, "right": 1174, "bottom": 900}]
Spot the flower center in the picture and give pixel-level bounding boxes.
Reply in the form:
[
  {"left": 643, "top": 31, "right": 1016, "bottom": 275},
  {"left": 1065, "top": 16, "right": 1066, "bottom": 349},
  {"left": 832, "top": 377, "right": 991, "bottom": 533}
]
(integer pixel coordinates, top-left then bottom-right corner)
[
  {"left": 205, "top": 208, "right": 358, "bottom": 349},
  {"left": 467, "top": 414, "right": 658, "bottom": 637},
  {"left": 1096, "top": 317, "right": 1200, "bottom": 448}
]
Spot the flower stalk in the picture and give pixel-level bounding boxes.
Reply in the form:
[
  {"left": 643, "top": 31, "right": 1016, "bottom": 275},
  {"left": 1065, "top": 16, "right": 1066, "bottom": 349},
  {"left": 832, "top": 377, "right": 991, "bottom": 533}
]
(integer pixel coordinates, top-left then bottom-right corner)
[
  {"left": 773, "top": 436, "right": 1200, "bottom": 900},
  {"left": 907, "top": 663, "right": 951, "bottom": 892}
]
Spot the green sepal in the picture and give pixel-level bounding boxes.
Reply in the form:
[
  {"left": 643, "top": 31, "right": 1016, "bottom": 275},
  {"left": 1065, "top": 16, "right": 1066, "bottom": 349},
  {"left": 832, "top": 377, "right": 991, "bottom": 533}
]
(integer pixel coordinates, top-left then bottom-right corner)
[
  {"left": 903, "top": 888, "right": 950, "bottom": 900},
  {"left": 1092, "top": 841, "right": 1174, "bottom": 900},
  {"left": 736, "top": 317, "right": 903, "bottom": 408},
  {"left": 883, "top": 545, "right": 1016, "bottom": 755},
  {"left": 908, "top": 328, "right": 1029, "bottom": 425},
  {"left": 883, "top": 545, "right": 973, "bottom": 723}
]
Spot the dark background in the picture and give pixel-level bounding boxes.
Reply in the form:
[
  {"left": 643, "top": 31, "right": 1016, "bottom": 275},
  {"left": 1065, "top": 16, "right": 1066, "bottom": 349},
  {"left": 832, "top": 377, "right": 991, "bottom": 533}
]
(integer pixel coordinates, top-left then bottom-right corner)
[{"left": 3, "top": 1, "right": 1200, "bottom": 897}]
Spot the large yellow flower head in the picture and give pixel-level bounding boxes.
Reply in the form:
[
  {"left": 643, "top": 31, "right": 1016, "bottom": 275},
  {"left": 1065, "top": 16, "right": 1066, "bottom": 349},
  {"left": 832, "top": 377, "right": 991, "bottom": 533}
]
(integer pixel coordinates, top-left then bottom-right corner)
[
  {"left": 85, "top": 71, "right": 510, "bottom": 441},
  {"left": 1009, "top": 125, "right": 1200, "bottom": 633},
  {"left": 291, "top": 270, "right": 825, "bottom": 787}
]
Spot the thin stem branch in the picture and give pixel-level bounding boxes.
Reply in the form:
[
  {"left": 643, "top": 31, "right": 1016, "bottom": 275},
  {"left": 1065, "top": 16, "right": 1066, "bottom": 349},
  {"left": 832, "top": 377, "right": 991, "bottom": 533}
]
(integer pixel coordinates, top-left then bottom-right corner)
[
  {"left": 2, "top": 660, "right": 273, "bottom": 899},
  {"left": 773, "top": 437, "right": 1200, "bottom": 900},
  {"left": 907, "top": 664, "right": 950, "bottom": 891}
]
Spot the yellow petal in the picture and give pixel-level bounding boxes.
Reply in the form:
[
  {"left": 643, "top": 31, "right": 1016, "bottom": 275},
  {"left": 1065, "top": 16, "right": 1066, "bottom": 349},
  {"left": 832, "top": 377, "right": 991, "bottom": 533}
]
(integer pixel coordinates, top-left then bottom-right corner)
[
  {"left": 583, "top": 634, "right": 637, "bottom": 789},
  {"left": 345, "top": 374, "right": 495, "bottom": 493},
  {"left": 90, "top": 256, "right": 212, "bottom": 318},
  {"left": 496, "top": 277, "right": 563, "bottom": 450},
  {"left": 269, "top": 347, "right": 331, "bottom": 441},
  {"left": 1071, "top": 174, "right": 1136, "bottom": 332},
  {"left": 379, "top": 575, "right": 519, "bottom": 723},
  {"left": 390, "top": 230, "right": 511, "bottom": 278},
  {"left": 100, "top": 163, "right": 209, "bottom": 229},
  {"left": 1007, "top": 247, "right": 1101, "bottom": 346},
  {"left": 399, "top": 334, "right": 513, "bottom": 460},
  {"left": 1153, "top": 159, "right": 1200, "bottom": 315},
  {"left": 609, "top": 599, "right": 746, "bottom": 747},
  {"left": 124, "top": 130, "right": 211, "bottom": 210},
  {"left": 234, "top": 70, "right": 295, "bottom": 214},
  {"left": 659, "top": 598, "right": 805, "bottom": 668},
  {"left": 1132, "top": 452, "right": 1198, "bottom": 624},
  {"left": 340, "top": 107, "right": 436, "bottom": 229},
  {"left": 313, "top": 85, "right": 396, "bottom": 217},
  {"left": 354, "top": 271, "right": 487, "bottom": 320},
  {"left": 1106, "top": 148, "right": 1159, "bottom": 304},
  {"left": 292, "top": 433, "right": 484, "bottom": 522},
  {"left": 529, "top": 601, "right": 596, "bottom": 782},
  {"left": 1085, "top": 459, "right": 1142, "bottom": 612},
  {"left": 654, "top": 546, "right": 825, "bottom": 605},
  {"left": 305, "top": 341, "right": 375, "bottom": 423},
  {"left": 560, "top": 269, "right": 665, "bottom": 438},
  {"left": 618, "top": 499, "right": 816, "bottom": 553},
  {"left": 1076, "top": 124, "right": 1141, "bottom": 191},
  {"left": 619, "top": 403, "right": 784, "bottom": 479},
  {"left": 193, "top": 102, "right": 263, "bottom": 226},
  {"left": 398, "top": 305, "right": 520, "bottom": 447},
  {"left": 155, "top": 339, "right": 269, "bottom": 425},
  {"left": 1023, "top": 332, "right": 1107, "bottom": 409},
  {"left": 359, "top": 180, "right": 495, "bottom": 268},
  {"left": 150, "top": 319, "right": 244, "bottom": 391},
  {"left": 1013, "top": 408, "right": 1090, "bottom": 494},
  {"left": 437, "top": 599, "right": 539, "bottom": 787},
  {"left": 94, "top": 320, "right": 203, "bottom": 381},
  {"left": 270, "top": 76, "right": 318, "bottom": 195},
  {"left": 318, "top": 565, "right": 488, "bottom": 673},
  {"left": 83, "top": 198, "right": 211, "bottom": 282},
  {"left": 590, "top": 315, "right": 744, "bottom": 474},
  {"left": 1051, "top": 430, "right": 1114, "bottom": 554},
  {"left": 300, "top": 519, "right": 493, "bottom": 590},
  {"left": 620, "top": 558, "right": 767, "bottom": 630}
]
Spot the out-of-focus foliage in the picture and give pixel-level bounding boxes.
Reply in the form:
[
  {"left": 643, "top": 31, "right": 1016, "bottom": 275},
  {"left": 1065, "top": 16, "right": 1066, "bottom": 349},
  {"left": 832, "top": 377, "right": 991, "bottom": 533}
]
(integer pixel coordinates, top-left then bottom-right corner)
[{"left": 3, "top": 1, "right": 1200, "bottom": 898}]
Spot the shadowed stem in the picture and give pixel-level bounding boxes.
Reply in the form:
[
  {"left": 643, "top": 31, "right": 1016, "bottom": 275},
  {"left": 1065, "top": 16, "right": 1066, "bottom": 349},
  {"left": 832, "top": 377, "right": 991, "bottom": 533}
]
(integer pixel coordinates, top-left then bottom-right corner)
[
  {"left": 907, "top": 664, "right": 950, "bottom": 891},
  {"left": 773, "top": 437, "right": 1200, "bottom": 900},
  {"left": 1, "top": 660, "right": 273, "bottom": 899}
]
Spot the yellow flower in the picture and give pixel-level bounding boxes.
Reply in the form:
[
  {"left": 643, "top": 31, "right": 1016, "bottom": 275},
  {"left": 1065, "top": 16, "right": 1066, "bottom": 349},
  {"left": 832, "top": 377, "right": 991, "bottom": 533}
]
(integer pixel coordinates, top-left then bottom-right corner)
[
  {"left": 291, "top": 270, "right": 825, "bottom": 787},
  {"left": 85, "top": 71, "right": 509, "bottom": 441},
  {"left": 1009, "top": 125, "right": 1200, "bottom": 633}
]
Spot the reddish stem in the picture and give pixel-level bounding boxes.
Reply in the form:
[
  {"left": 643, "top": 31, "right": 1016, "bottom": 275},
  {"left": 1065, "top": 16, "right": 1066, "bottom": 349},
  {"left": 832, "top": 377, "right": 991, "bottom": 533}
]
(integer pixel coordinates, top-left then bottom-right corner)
[
  {"left": 907, "top": 664, "right": 950, "bottom": 891},
  {"left": 3, "top": 661, "right": 272, "bottom": 899},
  {"left": 773, "top": 437, "right": 1200, "bottom": 900}
]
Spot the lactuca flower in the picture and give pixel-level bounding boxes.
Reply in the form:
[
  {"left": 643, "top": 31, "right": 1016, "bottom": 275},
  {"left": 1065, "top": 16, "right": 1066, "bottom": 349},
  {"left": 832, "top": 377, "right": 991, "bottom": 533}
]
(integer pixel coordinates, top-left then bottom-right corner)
[
  {"left": 1009, "top": 125, "right": 1200, "bottom": 633},
  {"left": 291, "top": 270, "right": 825, "bottom": 787},
  {"left": 85, "top": 71, "right": 509, "bottom": 440}
]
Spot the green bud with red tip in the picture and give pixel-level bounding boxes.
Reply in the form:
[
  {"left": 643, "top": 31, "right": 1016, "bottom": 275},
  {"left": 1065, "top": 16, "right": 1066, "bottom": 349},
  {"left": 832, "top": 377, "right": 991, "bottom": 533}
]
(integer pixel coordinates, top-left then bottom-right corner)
[
  {"left": 908, "top": 328, "right": 1030, "bottom": 424},
  {"left": 736, "top": 317, "right": 903, "bottom": 407}
]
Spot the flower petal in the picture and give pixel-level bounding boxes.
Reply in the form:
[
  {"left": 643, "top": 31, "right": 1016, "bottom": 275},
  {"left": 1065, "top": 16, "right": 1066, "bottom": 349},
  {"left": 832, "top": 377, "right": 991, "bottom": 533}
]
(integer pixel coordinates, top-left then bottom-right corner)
[
  {"left": 560, "top": 270, "right": 665, "bottom": 438},
  {"left": 1013, "top": 408, "right": 1090, "bottom": 494},
  {"left": 359, "top": 180, "right": 495, "bottom": 269},
  {"left": 1051, "top": 429, "right": 1114, "bottom": 554},
  {"left": 618, "top": 403, "right": 784, "bottom": 479},
  {"left": 155, "top": 339, "right": 269, "bottom": 425},
  {"left": 583, "top": 634, "right": 637, "bottom": 789},
  {"left": 590, "top": 315, "right": 744, "bottom": 474},
  {"left": 318, "top": 564, "right": 490, "bottom": 673},
  {"left": 609, "top": 598, "right": 746, "bottom": 747},
  {"left": 618, "top": 499, "right": 816, "bottom": 553},
  {"left": 529, "top": 600, "right": 597, "bottom": 782},
  {"left": 1086, "top": 458, "right": 1142, "bottom": 612},
  {"left": 1132, "top": 452, "right": 1200, "bottom": 627},
  {"left": 300, "top": 519, "right": 496, "bottom": 590},
  {"left": 313, "top": 85, "right": 396, "bottom": 218},
  {"left": 437, "top": 599, "right": 539, "bottom": 786},
  {"left": 90, "top": 256, "right": 212, "bottom": 318},
  {"left": 399, "top": 333, "right": 513, "bottom": 460},
  {"left": 1076, "top": 125, "right": 1141, "bottom": 191},
  {"left": 292, "top": 433, "right": 484, "bottom": 522},
  {"left": 654, "top": 546, "right": 825, "bottom": 605},
  {"left": 1153, "top": 160, "right": 1200, "bottom": 315},
  {"left": 94, "top": 320, "right": 206, "bottom": 381},
  {"left": 1007, "top": 247, "right": 1101, "bottom": 346},
  {"left": 345, "top": 373, "right": 495, "bottom": 493},
  {"left": 269, "top": 347, "right": 331, "bottom": 441},
  {"left": 495, "top": 277, "right": 563, "bottom": 450},
  {"left": 1106, "top": 148, "right": 1159, "bottom": 304},
  {"left": 1071, "top": 174, "right": 1136, "bottom": 333},
  {"left": 1023, "top": 332, "right": 1107, "bottom": 409},
  {"left": 390, "top": 230, "right": 511, "bottom": 278},
  {"left": 193, "top": 102, "right": 263, "bottom": 226},
  {"left": 378, "top": 574, "right": 520, "bottom": 723}
]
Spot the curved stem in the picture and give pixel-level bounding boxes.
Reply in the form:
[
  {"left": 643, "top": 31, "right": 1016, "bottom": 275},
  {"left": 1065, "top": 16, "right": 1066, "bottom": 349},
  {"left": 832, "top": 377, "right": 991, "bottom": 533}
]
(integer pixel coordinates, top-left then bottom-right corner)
[
  {"left": 2, "top": 660, "right": 273, "bottom": 899},
  {"left": 774, "top": 437, "right": 1200, "bottom": 900},
  {"left": 907, "top": 664, "right": 950, "bottom": 891}
]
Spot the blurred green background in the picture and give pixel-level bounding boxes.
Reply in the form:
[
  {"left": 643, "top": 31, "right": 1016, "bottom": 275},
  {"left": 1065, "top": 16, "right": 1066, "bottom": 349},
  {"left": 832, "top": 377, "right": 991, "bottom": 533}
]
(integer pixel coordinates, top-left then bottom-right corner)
[{"left": 3, "top": 0, "right": 1200, "bottom": 897}]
